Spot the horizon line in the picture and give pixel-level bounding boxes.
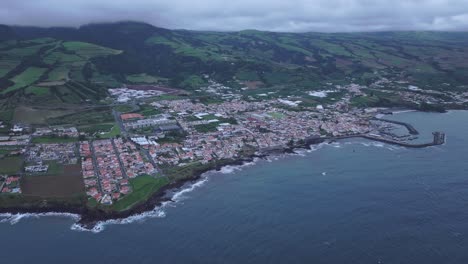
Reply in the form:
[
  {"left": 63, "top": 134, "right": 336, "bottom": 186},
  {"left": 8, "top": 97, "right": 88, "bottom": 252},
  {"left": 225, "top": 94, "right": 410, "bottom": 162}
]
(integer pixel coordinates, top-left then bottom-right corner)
[{"left": 2, "top": 20, "right": 468, "bottom": 34}]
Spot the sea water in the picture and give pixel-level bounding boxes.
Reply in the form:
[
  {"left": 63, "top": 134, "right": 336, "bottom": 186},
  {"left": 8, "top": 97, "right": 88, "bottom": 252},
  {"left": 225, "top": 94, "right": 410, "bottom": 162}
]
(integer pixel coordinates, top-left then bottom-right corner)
[{"left": 1, "top": 111, "right": 468, "bottom": 264}]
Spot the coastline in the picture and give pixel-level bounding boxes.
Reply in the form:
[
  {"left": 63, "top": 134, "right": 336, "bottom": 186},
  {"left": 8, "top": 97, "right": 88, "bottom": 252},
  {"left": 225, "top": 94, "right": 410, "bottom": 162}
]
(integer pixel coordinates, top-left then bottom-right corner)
[
  {"left": 0, "top": 155, "right": 264, "bottom": 230},
  {"left": 0, "top": 111, "right": 446, "bottom": 230}
]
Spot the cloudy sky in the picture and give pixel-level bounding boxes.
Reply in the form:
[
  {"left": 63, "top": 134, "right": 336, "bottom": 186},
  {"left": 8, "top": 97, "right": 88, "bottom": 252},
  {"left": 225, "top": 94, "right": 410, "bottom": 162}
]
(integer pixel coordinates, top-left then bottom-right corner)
[{"left": 1, "top": 0, "right": 468, "bottom": 32}]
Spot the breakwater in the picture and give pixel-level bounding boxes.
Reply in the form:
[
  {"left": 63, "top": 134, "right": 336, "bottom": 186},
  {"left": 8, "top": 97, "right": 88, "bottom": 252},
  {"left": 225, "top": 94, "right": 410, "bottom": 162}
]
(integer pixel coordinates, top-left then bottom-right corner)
[
  {"left": 373, "top": 117, "right": 419, "bottom": 135},
  {"left": 360, "top": 132, "right": 444, "bottom": 148},
  {"left": 329, "top": 131, "right": 445, "bottom": 148}
]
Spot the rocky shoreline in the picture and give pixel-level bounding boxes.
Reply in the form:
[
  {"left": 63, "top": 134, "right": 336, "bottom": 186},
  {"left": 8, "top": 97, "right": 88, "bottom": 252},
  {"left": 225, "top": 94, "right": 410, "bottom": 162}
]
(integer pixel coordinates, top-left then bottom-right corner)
[
  {"left": 0, "top": 154, "right": 266, "bottom": 229},
  {"left": 0, "top": 138, "right": 323, "bottom": 229},
  {"left": 0, "top": 120, "right": 443, "bottom": 229}
]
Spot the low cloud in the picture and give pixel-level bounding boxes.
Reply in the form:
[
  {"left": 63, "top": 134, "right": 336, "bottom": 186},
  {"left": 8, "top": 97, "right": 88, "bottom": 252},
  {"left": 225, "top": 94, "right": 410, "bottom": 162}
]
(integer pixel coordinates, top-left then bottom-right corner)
[{"left": 1, "top": 0, "right": 468, "bottom": 32}]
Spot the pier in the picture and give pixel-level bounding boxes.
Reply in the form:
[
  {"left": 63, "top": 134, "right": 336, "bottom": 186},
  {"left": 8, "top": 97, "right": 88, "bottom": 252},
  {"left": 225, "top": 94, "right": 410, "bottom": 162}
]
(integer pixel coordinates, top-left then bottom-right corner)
[
  {"left": 360, "top": 132, "right": 444, "bottom": 148},
  {"left": 372, "top": 117, "right": 419, "bottom": 135},
  {"left": 329, "top": 131, "right": 445, "bottom": 148}
]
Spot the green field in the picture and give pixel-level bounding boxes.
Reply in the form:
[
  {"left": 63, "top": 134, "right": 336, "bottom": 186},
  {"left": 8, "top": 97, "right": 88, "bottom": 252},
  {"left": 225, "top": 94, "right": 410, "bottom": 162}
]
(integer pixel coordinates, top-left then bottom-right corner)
[
  {"left": 46, "top": 67, "right": 70, "bottom": 81},
  {"left": 2, "top": 67, "right": 47, "bottom": 94},
  {"left": 162, "top": 160, "right": 232, "bottom": 180},
  {"left": 114, "top": 104, "right": 134, "bottom": 113},
  {"left": 0, "top": 156, "right": 23, "bottom": 174},
  {"left": 0, "top": 22, "right": 468, "bottom": 112},
  {"left": 99, "top": 125, "right": 121, "bottom": 138},
  {"left": 47, "top": 108, "right": 114, "bottom": 126},
  {"left": 110, "top": 175, "right": 170, "bottom": 212},
  {"left": 0, "top": 110, "right": 14, "bottom": 123},
  {"left": 0, "top": 59, "right": 20, "bottom": 78},
  {"left": 25, "top": 86, "right": 50, "bottom": 96},
  {"left": 0, "top": 193, "right": 85, "bottom": 208},
  {"left": 79, "top": 123, "right": 114, "bottom": 135},
  {"left": 0, "top": 37, "right": 122, "bottom": 102},
  {"left": 126, "top": 73, "right": 168, "bottom": 84},
  {"left": 12, "top": 106, "right": 77, "bottom": 125},
  {"left": 63, "top": 41, "right": 122, "bottom": 58},
  {"left": 0, "top": 149, "right": 16, "bottom": 156},
  {"left": 138, "top": 104, "right": 162, "bottom": 116},
  {"left": 194, "top": 123, "right": 219, "bottom": 132},
  {"left": 43, "top": 160, "right": 65, "bottom": 175},
  {"left": 31, "top": 136, "right": 78, "bottom": 144}
]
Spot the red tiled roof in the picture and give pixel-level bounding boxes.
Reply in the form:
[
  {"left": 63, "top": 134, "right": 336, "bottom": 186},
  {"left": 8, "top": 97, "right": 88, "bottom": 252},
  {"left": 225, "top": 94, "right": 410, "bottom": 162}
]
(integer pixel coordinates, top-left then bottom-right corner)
[{"left": 121, "top": 113, "right": 144, "bottom": 121}]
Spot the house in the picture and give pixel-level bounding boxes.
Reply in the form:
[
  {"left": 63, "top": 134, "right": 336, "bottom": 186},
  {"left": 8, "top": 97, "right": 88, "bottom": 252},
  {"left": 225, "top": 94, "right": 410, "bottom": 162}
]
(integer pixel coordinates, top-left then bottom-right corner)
[{"left": 11, "top": 125, "right": 24, "bottom": 133}]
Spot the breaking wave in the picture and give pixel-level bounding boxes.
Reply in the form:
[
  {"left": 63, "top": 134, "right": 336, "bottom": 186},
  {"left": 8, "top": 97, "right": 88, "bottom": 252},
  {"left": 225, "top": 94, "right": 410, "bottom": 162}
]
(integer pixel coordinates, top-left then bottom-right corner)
[
  {"left": 308, "top": 142, "right": 327, "bottom": 152},
  {"left": 70, "top": 158, "right": 261, "bottom": 233},
  {"left": 0, "top": 212, "right": 80, "bottom": 225},
  {"left": 391, "top": 110, "right": 417, "bottom": 115},
  {"left": 0, "top": 139, "right": 395, "bottom": 233},
  {"left": 70, "top": 207, "right": 167, "bottom": 234}
]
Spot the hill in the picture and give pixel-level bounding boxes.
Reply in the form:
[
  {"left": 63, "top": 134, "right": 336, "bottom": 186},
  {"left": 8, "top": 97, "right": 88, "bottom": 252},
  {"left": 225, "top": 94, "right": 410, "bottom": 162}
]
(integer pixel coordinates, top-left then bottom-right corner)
[{"left": 1, "top": 21, "right": 468, "bottom": 109}]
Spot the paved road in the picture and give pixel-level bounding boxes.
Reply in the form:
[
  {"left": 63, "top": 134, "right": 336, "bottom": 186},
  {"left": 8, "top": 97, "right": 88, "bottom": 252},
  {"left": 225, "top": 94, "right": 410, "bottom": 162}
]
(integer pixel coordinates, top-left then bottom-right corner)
[
  {"left": 112, "top": 101, "right": 141, "bottom": 138},
  {"left": 89, "top": 141, "right": 104, "bottom": 193},
  {"left": 112, "top": 109, "right": 128, "bottom": 138},
  {"left": 111, "top": 139, "right": 129, "bottom": 179},
  {"left": 140, "top": 147, "right": 163, "bottom": 177}
]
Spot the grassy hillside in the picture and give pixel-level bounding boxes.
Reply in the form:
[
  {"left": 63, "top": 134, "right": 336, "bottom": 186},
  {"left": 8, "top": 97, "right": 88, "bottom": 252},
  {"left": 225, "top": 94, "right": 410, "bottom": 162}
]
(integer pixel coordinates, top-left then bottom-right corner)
[
  {"left": 1, "top": 22, "right": 468, "bottom": 110},
  {"left": 0, "top": 36, "right": 121, "bottom": 109}
]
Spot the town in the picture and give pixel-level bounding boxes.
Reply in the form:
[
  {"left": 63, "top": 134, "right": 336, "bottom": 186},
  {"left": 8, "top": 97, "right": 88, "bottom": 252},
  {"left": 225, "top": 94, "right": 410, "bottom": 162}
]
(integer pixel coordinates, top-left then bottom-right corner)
[{"left": 0, "top": 78, "right": 455, "bottom": 207}]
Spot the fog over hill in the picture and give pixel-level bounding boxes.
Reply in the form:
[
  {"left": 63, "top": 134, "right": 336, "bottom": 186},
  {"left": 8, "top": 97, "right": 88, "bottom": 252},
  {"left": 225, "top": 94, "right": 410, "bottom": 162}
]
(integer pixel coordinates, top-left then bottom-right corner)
[
  {"left": 0, "top": 21, "right": 468, "bottom": 110},
  {"left": 2, "top": 0, "right": 468, "bottom": 32}
]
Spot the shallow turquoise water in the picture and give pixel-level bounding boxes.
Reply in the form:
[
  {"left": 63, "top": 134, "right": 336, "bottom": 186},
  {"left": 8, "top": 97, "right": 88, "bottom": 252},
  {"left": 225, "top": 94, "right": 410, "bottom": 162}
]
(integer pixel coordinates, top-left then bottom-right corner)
[{"left": 1, "top": 111, "right": 467, "bottom": 264}]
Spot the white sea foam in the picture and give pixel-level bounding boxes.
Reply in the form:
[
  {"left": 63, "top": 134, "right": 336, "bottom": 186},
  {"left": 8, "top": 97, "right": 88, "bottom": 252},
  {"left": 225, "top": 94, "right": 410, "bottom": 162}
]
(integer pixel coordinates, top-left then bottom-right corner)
[
  {"left": 73, "top": 158, "right": 267, "bottom": 233},
  {"left": 386, "top": 145, "right": 403, "bottom": 151},
  {"left": 308, "top": 142, "right": 327, "bottom": 152},
  {"left": 70, "top": 177, "right": 210, "bottom": 233},
  {"left": 0, "top": 212, "right": 80, "bottom": 225},
  {"left": 71, "top": 207, "right": 168, "bottom": 233},
  {"left": 331, "top": 142, "right": 342, "bottom": 148},
  {"left": 391, "top": 110, "right": 417, "bottom": 115},
  {"left": 1, "top": 158, "right": 266, "bottom": 233},
  {"left": 172, "top": 177, "right": 209, "bottom": 202},
  {"left": 341, "top": 140, "right": 403, "bottom": 151},
  {"left": 217, "top": 158, "right": 260, "bottom": 174},
  {"left": 292, "top": 149, "right": 307, "bottom": 156},
  {"left": 0, "top": 176, "right": 211, "bottom": 234},
  {"left": 2, "top": 137, "right": 399, "bottom": 233},
  {"left": 360, "top": 141, "right": 385, "bottom": 148},
  {"left": 220, "top": 165, "right": 240, "bottom": 174}
]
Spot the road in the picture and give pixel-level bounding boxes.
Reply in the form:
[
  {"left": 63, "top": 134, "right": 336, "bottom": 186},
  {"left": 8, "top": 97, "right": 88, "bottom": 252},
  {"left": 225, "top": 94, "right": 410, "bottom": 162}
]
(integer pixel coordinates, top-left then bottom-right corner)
[
  {"left": 88, "top": 141, "right": 104, "bottom": 194},
  {"left": 111, "top": 139, "right": 129, "bottom": 180},
  {"left": 112, "top": 101, "right": 140, "bottom": 138}
]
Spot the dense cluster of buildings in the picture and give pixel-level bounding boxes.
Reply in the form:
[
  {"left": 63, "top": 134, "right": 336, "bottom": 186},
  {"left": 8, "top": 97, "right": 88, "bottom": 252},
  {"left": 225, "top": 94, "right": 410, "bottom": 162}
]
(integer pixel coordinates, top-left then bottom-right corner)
[
  {"left": 1, "top": 76, "right": 458, "bottom": 206},
  {"left": 24, "top": 162, "right": 49, "bottom": 173},
  {"left": 33, "top": 127, "right": 79, "bottom": 138},
  {"left": 25, "top": 143, "right": 78, "bottom": 165},
  {"left": 0, "top": 135, "right": 30, "bottom": 146},
  {"left": 141, "top": 97, "right": 372, "bottom": 166},
  {"left": 196, "top": 79, "right": 242, "bottom": 101},
  {"left": 114, "top": 138, "right": 157, "bottom": 178},
  {"left": 0, "top": 175, "right": 21, "bottom": 194},
  {"left": 79, "top": 139, "right": 157, "bottom": 204},
  {"left": 109, "top": 88, "right": 164, "bottom": 103},
  {"left": 123, "top": 114, "right": 176, "bottom": 130}
]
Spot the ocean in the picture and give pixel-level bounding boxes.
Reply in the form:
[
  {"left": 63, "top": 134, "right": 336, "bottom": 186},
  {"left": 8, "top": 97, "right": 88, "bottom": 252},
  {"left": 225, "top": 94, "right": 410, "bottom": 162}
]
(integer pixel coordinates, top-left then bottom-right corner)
[{"left": 1, "top": 111, "right": 468, "bottom": 264}]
